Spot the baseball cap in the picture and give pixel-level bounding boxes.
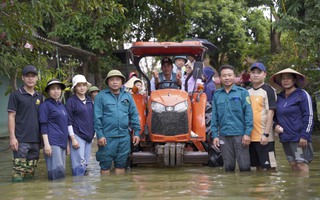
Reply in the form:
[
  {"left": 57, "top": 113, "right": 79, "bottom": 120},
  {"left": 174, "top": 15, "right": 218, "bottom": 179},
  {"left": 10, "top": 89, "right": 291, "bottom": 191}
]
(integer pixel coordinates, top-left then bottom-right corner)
[
  {"left": 22, "top": 65, "right": 38, "bottom": 75},
  {"left": 161, "top": 57, "right": 173, "bottom": 65},
  {"left": 250, "top": 62, "right": 266, "bottom": 72}
]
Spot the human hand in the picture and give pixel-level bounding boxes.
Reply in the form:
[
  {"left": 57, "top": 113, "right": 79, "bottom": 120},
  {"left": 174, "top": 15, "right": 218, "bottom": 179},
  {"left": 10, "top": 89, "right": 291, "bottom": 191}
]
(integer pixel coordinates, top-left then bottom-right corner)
[
  {"left": 10, "top": 137, "right": 19, "bottom": 151},
  {"left": 242, "top": 135, "right": 251, "bottom": 146},
  {"left": 98, "top": 137, "right": 107, "bottom": 146},
  {"left": 177, "top": 78, "right": 182, "bottom": 86},
  {"left": 176, "top": 70, "right": 182, "bottom": 79},
  {"left": 275, "top": 125, "right": 283, "bottom": 134},
  {"left": 152, "top": 70, "right": 159, "bottom": 79},
  {"left": 132, "top": 136, "right": 140, "bottom": 146},
  {"left": 299, "top": 138, "right": 308, "bottom": 148},
  {"left": 213, "top": 138, "right": 220, "bottom": 149},
  {"left": 44, "top": 145, "right": 52, "bottom": 157},
  {"left": 260, "top": 134, "right": 268, "bottom": 145},
  {"left": 71, "top": 137, "right": 80, "bottom": 149}
]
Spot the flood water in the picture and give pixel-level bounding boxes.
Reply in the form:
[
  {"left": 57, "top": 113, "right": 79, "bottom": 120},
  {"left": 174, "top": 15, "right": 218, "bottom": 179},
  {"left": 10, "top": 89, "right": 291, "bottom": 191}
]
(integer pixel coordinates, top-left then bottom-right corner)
[{"left": 0, "top": 136, "right": 320, "bottom": 200}]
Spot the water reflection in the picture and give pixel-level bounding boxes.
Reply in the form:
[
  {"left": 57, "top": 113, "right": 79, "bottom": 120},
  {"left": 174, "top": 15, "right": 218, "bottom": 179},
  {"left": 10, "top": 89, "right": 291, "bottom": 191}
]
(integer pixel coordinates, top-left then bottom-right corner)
[{"left": 0, "top": 136, "right": 320, "bottom": 199}]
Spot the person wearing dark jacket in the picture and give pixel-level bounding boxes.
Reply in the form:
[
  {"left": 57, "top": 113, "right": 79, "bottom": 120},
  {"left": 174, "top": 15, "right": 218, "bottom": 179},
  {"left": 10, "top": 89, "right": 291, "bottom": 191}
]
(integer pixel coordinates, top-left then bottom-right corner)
[
  {"left": 270, "top": 68, "right": 314, "bottom": 173},
  {"left": 203, "top": 66, "right": 216, "bottom": 101},
  {"left": 39, "top": 79, "right": 68, "bottom": 180},
  {"left": 66, "top": 74, "right": 94, "bottom": 176}
]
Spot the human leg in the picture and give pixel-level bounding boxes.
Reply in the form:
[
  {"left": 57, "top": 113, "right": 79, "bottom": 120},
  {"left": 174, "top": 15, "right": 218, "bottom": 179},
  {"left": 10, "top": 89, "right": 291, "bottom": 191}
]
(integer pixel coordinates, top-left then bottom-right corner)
[
  {"left": 12, "top": 143, "right": 32, "bottom": 182},
  {"left": 255, "top": 142, "right": 277, "bottom": 170},
  {"left": 282, "top": 142, "right": 313, "bottom": 172},
  {"left": 84, "top": 139, "right": 93, "bottom": 174},
  {"left": 12, "top": 157, "right": 26, "bottom": 182},
  {"left": 114, "top": 135, "right": 130, "bottom": 174},
  {"left": 234, "top": 136, "right": 251, "bottom": 172},
  {"left": 96, "top": 138, "right": 116, "bottom": 175},
  {"left": 249, "top": 142, "right": 259, "bottom": 169},
  {"left": 44, "top": 146, "right": 66, "bottom": 180},
  {"left": 115, "top": 168, "right": 125, "bottom": 175},
  {"left": 25, "top": 143, "right": 40, "bottom": 180},
  {"left": 69, "top": 135, "right": 87, "bottom": 176},
  {"left": 219, "top": 136, "right": 236, "bottom": 172}
]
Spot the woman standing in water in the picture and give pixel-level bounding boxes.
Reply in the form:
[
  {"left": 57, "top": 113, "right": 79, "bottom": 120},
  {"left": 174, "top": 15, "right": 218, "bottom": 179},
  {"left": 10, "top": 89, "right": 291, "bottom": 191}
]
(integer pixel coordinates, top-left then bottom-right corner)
[
  {"left": 66, "top": 75, "right": 94, "bottom": 176},
  {"left": 39, "top": 79, "right": 68, "bottom": 180},
  {"left": 270, "top": 68, "right": 314, "bottom": 172}
]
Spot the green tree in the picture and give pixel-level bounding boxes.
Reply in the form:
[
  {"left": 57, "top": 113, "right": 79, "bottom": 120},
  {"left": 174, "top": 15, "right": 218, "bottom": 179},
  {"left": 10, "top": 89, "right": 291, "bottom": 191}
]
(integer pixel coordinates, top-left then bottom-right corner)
[{"left": 186, "top": 0, "right": 270, "bottom": 71}]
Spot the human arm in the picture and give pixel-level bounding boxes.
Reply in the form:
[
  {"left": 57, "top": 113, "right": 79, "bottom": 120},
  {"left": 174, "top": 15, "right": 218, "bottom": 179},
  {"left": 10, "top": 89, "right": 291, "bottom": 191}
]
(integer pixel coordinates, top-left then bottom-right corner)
[
  {"left": 210, "top": 93, "right": 220, "bottom": 148},
  {"left": 7, "top": 93, "right": 19, "bottom": 151},
  {"left": 272, "top": 95, "right": 284, "bottom": 134},
  {"left": 42, "top": 134, "right": 52, "bottom": 156},
  {"left": 151, "top": 70, "right": 160, "bottom": 90},
  {"left": 68, "top": 126, "right": 79, "bottom": 149},
  {"left": 260, "top": 110, "right": 274, "bottom": 145},
  {"left": 39, "top": 103, "right": 52, "bottom": 156},
  {"left": 8, "top": 112, "right": 18, "bottom": 151},
  {"left": 299, "top": 91, "right": 314, "bottom": 147},
  {"left": 242, "top": 90, "right": 253, "bottom": 146},
  {"left": 242, "top": 90, "right": 253, "bottom": 137},
  {"left": 176, "top": 71, "right": 182, "bottom": 87},
  {"left": 261, "top": 86, "right": 277, "bottom": 144},
  {"left": 93, "top": 93, "right": 107, "bottom": 146},
  {"left": 66, "top": 99, "right": 79, "bottom": 149},
  {"left": 273, "top": 112, "right": 284, "bottom": 134}
]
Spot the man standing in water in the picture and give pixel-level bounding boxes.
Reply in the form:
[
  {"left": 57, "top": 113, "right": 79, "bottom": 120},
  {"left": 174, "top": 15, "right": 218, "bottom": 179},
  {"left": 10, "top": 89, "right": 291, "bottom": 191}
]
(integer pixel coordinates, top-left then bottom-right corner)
[
  {"left": 94, "top": 70, "right": 140, "bottom": 175},
  {"left": 248, "top": 63, "right": 277, "bottom": 170},
  {"left": 7, "top": 65, "right": 43, "bottom": 182},
  {"left": 211, "top": 64, "right": 253, "bottom": 172}
]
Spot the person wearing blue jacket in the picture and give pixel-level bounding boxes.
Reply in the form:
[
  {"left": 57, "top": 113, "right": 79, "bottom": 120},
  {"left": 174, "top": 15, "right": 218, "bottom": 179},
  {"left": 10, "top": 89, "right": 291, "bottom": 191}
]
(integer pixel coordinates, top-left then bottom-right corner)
[
  {"left": 94, "top": 70, "right": 141, "bottom": 175},
  {"left": 39, "top": 79, "right": 68, "bottom": 180},
  {"left": 270, "top": 68, "right": 314, "bottom": 172},
  {"left": 211, "top": 64, "right": 253, "bottom": 172},
  {"left": 66, "top": 74, "right": 94, "bottom": 176},
  {"left": 203, "top": 66, "right": 216, "bottom": 102}
]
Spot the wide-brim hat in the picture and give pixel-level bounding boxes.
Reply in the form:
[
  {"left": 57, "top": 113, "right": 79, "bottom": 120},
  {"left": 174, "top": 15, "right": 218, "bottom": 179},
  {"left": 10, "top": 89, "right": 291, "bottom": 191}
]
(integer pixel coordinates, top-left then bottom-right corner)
[
  {"left": 124, "top": 76, "right": 141, "bottom": 89},
  {"left": 88, "top": 86, "right": 100, "bottom": 93},
  {"left": 45, "top": 78, "right": 66, "bottom": 93},
  {"left": 71, "top": 74, "right": 92, "bottom": 90},
  {"left": 105, "top": 69, "right": 126, "bottom": 84},
  {"left": 173, "top": 56, "right": 188, "bottom": 63},
  {"left": 269, "top": 68, "right": 308, "bottom": 91}
]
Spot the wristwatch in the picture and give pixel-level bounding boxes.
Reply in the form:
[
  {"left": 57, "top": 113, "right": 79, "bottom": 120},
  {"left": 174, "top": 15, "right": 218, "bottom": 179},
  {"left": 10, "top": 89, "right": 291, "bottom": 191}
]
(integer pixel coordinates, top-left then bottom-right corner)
[{"left": 262, "top": 133, "right": 269, "bottom": 137}]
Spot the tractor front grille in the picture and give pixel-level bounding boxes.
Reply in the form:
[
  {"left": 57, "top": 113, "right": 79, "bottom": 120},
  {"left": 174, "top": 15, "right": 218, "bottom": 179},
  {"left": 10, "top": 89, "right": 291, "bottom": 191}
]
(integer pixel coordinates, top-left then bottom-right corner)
[{"left": 151, "top": 110, "right": 188, "bottom": 136}]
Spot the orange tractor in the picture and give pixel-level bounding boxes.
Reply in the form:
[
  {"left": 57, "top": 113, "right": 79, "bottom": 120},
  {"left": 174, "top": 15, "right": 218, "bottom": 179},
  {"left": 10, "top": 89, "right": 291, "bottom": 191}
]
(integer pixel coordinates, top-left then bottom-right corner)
[{"left": 128, "top": 41, "right": 217, "bottom": 166}]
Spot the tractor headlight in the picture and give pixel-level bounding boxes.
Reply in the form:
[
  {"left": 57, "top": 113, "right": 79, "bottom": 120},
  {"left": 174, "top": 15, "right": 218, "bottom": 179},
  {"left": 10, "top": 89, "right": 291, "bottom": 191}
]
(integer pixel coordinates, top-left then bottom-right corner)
[
  {"left": 174, "top": 101, "right": 188, "bottom": 112},
  {"left": 151, "top": 102, "right": 165, "bottom": 113}
]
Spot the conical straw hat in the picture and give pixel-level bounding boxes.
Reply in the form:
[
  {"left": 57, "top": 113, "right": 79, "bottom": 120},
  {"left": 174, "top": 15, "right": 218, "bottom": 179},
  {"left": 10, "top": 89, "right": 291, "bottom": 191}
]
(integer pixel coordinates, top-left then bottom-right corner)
[{"left": 269, "top": 68, "right": 308, "bottom": 91}]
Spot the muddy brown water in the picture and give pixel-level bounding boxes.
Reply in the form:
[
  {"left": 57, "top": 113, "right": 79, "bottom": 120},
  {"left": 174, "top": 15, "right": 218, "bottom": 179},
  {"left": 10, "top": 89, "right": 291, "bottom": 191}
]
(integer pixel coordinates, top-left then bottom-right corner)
[{"left": 0, "top": 136, "right": 320, "bottom": 200}]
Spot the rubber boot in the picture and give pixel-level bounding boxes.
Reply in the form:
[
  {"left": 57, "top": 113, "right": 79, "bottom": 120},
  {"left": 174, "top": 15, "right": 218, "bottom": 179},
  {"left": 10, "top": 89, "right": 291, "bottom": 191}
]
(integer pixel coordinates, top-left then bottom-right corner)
[
  {"left": 24, "top": 159, "right": 38, "bottom": 181},
  {"left": 12, "top": 158, "right": 26, "bottom": 183}
]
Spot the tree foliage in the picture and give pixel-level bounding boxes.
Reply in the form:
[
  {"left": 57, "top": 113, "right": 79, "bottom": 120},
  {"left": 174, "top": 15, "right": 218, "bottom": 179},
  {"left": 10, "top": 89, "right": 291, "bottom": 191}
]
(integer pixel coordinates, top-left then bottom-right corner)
[{"left": 1, "top": 0, "right": 320, "bottom": 96}]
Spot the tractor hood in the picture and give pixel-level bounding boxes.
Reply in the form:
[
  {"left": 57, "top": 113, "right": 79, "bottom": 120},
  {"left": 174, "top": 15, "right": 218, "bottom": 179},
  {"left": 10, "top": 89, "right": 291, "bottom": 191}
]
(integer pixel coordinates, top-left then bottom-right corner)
[{"left": 150, "top": 89, "right": 189, "bottom": 106}]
